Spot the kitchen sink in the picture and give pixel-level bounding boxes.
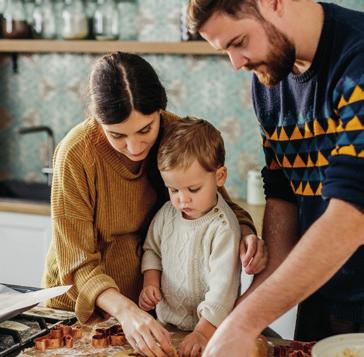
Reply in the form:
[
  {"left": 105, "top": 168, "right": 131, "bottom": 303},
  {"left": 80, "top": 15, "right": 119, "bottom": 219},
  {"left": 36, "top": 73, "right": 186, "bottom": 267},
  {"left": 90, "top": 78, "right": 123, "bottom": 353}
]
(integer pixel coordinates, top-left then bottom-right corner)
[{"left": 0, "top": 180, "right": 51, "bottom": 202}]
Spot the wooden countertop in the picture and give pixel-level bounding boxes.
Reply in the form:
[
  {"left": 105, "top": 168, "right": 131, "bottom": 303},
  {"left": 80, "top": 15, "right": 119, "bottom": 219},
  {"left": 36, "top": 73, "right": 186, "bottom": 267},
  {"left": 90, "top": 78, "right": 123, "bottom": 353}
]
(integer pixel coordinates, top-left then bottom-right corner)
[
  {"left": 0, "top": 198, "right": 51, "bottom": 216},
  {"left": 21, "top": 318, "right": 286, "bottom": 357},
  {"left": 0, "top": 198, "right": 264, "bottom": 232}
]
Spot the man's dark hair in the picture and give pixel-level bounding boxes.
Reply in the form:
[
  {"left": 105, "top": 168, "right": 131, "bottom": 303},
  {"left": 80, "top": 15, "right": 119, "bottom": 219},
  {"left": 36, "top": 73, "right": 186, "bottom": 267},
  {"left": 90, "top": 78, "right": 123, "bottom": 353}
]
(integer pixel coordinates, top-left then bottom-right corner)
[{"left": 187, "top": 0, "right": 262, "bottom": 34}]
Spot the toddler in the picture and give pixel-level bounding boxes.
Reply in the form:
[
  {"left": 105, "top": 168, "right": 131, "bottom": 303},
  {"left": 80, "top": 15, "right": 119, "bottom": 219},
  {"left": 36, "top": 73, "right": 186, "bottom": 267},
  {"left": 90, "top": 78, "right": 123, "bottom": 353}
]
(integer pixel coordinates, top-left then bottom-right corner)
[{"left": 139, "top": 117, "right": 266, "bottom": 357}]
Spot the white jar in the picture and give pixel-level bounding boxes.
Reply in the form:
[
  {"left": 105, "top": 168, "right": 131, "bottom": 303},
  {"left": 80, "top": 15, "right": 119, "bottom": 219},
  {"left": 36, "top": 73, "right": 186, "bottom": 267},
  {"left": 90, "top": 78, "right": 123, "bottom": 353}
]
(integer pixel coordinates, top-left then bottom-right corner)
[
  {"left": 61, "top": 0, "right": 88, "bottom": 40},
  {"left": 93, "top": 0, "right": 119, "bottom": 40},
  {"left": 247, "top": 169, "right": 265, "bottom": 205}
]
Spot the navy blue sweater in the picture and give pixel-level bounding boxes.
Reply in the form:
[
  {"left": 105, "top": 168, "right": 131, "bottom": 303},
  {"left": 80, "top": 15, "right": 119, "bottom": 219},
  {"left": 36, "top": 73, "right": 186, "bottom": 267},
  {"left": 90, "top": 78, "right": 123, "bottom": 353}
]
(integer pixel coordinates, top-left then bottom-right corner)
[{"left": 252, "top": 3, "right": 364, "bottom": 321}]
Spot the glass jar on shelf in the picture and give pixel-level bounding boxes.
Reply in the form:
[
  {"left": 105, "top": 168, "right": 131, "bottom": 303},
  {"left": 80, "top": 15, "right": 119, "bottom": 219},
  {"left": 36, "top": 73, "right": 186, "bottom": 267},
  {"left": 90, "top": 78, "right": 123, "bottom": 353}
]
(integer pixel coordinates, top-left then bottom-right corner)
[
  {"left": 85, "top": 0, "right": 97, "bottom": 39},
  {"left": 93, "top": 0, "right": 119, "bottom": 40},
  {"left": 118, "top": 0, "right": 138, "bottom": 40},
  {"left": 31, "top": 0, "right": 56, "bottom": 39},
  {"left": 53, "top": 0, "right": 63, "bottom": 39},
  {"left": 24, "top": 0, "right": 34, "bottom": 28},
  {"left": 1, "top": 0, "right": 30, "bottom": 39},
  {"left": 61, "top": 0, "right": 88, "bottom": 40}
]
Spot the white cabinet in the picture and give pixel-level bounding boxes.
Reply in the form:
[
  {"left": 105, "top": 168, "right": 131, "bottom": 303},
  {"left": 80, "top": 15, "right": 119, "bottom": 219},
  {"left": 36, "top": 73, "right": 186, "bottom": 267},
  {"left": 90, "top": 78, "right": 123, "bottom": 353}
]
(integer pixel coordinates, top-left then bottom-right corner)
[{"left": 0, "top": 212, "right": 51, "bottom": 287}]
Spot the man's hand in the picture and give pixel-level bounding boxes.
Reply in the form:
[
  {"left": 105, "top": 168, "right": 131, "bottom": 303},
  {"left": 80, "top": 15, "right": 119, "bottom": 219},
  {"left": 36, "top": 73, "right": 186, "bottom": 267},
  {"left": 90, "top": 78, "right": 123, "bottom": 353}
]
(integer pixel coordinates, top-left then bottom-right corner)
[
  {"left": 202, "top": 315, "right": 257, "bottom": 357},
  {"left": 139, "top": 285, "right": 161, "bottom": 311},
  {"left": 179, "top": 330, "right": 208, "bottom": 357},
  {"left": 240, "top": 234, "right": 268, "bottom": 274}
]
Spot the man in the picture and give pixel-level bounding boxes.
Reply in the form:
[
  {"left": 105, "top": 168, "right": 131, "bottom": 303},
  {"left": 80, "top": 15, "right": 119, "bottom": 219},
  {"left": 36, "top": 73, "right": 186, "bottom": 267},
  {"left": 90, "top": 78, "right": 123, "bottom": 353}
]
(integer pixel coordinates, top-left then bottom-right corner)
[{"left": 187, "top": 0, "right": 364, "bottom": 356}]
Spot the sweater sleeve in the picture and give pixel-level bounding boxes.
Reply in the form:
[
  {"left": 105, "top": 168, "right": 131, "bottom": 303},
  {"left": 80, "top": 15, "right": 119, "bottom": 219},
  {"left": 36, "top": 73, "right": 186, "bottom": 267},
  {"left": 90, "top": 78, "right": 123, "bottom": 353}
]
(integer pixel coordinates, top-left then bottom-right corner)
[
  {"left": 141, "top": 205, "right": 165, "bottom": 273},
  {"left": 51, "top": 139, "right": 119, "bottom": 323},
  {"left": 218, "top": 187, "right": 257, "bottom": 234},
  {"left": 197, "top": 226, "right": 241, "bottom": 327},
  {"left": 260, "top": 129, "right": 297, "bottom": 204},
  {"left": 322, "top": 51, "right": 364, "bottom": 211},
  {"left": 251, "top": 77, "right": 297, "bottom": 205}
]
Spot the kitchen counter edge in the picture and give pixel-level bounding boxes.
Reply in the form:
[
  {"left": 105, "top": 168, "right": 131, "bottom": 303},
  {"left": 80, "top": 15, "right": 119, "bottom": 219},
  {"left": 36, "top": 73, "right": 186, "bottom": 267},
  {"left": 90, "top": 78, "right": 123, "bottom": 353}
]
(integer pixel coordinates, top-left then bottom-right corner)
[
  {"left": 0, "top": 198, "right": 51, "bottom": 216},
  {"left": 0, "top": 199, "right": 263, "bottom": 227}
]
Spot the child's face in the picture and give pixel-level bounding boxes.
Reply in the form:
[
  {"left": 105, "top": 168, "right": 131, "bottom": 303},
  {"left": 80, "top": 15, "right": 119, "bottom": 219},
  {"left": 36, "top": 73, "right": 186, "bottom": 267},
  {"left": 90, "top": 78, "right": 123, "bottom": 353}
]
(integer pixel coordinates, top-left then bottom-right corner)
[{"left": 161, "top": 160, "right": 227, "bottom": 220}]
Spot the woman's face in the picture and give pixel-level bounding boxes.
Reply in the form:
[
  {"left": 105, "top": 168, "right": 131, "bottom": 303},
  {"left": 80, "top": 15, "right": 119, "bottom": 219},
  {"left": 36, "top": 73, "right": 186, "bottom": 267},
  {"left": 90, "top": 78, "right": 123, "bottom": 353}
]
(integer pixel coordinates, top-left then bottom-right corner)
[{"left": 100, "top": 110, "right": 161, "bottom": 161}]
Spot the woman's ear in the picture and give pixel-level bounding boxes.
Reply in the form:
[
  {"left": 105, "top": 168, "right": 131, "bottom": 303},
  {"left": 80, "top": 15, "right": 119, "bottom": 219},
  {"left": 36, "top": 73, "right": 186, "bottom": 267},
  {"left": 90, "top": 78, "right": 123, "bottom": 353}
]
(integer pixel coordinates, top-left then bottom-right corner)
[{"left": 216, "top": 166, "right": 227, "bottom": 187}]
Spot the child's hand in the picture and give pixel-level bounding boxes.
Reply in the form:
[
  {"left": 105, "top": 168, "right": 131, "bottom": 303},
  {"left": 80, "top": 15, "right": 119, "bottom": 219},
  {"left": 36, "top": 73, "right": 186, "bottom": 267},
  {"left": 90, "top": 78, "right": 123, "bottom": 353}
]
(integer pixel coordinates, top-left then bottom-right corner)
[
  {"left": 240, "top": 234, "right": 268, "bottom": 274},
  {"left": 179, "top": 330, "right": 208, "bottom": 357},
  {"left": 138, "top": 285, "right": 161, "bottom": 311}
]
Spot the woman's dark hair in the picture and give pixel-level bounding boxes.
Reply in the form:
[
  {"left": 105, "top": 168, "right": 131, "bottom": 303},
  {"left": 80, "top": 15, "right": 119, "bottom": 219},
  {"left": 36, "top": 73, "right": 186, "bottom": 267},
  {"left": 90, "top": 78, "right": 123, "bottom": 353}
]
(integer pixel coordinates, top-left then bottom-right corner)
[{"left": 89, "top": 52, "right": 167, "bottom": 124}]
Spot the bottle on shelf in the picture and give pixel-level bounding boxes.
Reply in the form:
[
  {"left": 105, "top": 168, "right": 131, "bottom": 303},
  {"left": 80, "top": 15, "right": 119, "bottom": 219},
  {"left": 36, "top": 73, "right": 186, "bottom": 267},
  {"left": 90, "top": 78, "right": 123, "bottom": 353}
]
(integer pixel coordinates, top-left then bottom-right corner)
[
  {"left": 93, "top": 0, "right": 119, "bottom": 40},
  {"left": 118, "top": 0, "right": 138, "bottom": 40},
  {"left": 85, "top": 0, "right": 97, "bottom": 39},
  {"left": 24, "top": 0, "right": 34, "bottom": 30},
  {"left": 61, "top": 0, "right": 88, "bottom": 40},
  {"left": 1, "top": 0, "right": 31, "bottom": 39},
  {"left": 31, "top": 0, "right": 57, "bottom": 39},
  {"left": 0, "top": 0, "right": 6, "bottom": 38},
  {"left": 53, "top": 0, "right": 64, "bottom": 39}
]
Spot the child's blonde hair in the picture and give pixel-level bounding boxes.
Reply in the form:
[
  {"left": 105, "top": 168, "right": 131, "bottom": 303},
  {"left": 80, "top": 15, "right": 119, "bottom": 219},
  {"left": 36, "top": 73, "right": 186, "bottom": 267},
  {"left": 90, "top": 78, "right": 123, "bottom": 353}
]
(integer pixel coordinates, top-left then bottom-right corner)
[{"left": 158, "top": 116, "right": 225, "bottom": 172}]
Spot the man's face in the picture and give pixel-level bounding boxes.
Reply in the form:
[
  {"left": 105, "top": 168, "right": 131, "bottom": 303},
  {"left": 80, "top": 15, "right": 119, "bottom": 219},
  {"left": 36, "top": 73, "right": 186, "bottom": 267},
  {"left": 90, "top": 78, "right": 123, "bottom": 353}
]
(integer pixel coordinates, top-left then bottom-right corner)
[{"left": 200, "top": 10, "right": 296, "bottom": 87}]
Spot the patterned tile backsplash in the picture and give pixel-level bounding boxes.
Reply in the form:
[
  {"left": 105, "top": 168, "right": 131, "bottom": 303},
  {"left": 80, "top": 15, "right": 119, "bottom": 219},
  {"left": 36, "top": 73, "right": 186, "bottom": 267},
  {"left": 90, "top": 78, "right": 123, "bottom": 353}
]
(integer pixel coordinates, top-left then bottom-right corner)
[{"left": 0, "top": 0, "right": 363, "bottom": 200}]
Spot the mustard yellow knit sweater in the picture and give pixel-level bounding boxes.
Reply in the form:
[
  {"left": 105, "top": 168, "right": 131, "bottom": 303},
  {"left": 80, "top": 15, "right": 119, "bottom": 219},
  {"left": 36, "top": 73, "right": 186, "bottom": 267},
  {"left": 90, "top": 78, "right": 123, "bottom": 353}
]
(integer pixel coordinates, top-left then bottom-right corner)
[{"left": 42, "top": 111, "right": 256, "bottom": 323}]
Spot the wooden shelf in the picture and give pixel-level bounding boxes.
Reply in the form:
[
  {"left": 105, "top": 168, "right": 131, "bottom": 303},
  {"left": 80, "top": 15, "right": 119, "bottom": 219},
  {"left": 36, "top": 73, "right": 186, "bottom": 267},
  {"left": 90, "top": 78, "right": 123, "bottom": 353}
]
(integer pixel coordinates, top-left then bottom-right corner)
[{"left": 0, "top": 40, "right": 222, "bottom": 55}]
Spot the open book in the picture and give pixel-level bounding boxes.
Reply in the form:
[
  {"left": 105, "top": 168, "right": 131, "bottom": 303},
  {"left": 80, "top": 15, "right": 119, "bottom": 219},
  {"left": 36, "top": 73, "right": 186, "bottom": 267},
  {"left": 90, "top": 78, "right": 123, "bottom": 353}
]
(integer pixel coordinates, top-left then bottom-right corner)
[{"left": 0, "top": 284, "right": 71, "bottom": 323}]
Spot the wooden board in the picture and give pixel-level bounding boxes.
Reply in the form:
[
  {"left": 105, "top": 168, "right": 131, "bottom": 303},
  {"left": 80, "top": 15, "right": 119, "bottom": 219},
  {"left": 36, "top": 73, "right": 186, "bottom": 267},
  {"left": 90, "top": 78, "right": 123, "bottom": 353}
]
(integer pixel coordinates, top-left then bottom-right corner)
[{"left": 20, "top": 318, "right": 307, "bottom": 357}]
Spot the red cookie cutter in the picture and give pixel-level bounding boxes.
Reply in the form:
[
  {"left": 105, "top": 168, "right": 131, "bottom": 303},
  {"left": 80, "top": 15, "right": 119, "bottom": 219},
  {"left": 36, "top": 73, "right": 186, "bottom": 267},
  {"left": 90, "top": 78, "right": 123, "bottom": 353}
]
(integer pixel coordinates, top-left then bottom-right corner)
[
  {"left": 91, "top": 324, "right": 126, "bottom": 348},
  {"left": 34, "top": 323, "right": 83, "bottom": 351}
]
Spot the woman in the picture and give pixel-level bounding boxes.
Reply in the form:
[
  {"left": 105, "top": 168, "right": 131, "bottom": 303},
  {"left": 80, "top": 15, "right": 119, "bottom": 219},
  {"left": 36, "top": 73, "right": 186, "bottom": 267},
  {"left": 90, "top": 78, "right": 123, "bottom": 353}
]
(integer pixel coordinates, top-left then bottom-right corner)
[{"left": 42, "top": 52, "right": 265, "bottom": 357}]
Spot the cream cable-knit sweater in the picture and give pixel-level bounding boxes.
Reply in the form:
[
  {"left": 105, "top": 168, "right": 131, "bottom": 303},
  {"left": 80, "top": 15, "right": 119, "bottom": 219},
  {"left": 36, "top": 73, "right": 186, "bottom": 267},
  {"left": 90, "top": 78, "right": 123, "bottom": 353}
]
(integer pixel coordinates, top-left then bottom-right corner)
[
  {"left": 42, "top": 112, "right": 256, "bottom": 324},
  {"left": 142, "top": 192, "right": 251, "bottom": 330}
]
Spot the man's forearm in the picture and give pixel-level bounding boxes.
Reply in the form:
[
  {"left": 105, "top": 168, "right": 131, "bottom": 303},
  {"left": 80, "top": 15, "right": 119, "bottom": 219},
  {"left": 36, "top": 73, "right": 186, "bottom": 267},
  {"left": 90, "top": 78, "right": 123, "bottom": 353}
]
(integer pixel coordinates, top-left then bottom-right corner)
[
  {"left": 231, "top": 198, "right": 364, "bottom": 336},
  {"left": 237, "top": 198, "right": 298, "bottom": 302}
]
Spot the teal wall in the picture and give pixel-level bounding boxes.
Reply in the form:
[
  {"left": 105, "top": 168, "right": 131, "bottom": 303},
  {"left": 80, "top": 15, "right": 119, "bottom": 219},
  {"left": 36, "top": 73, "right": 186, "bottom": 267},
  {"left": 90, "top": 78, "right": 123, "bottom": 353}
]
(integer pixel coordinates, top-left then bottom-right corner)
[{"left": 0, "top": 0, "right": 363, "bottom": 199}]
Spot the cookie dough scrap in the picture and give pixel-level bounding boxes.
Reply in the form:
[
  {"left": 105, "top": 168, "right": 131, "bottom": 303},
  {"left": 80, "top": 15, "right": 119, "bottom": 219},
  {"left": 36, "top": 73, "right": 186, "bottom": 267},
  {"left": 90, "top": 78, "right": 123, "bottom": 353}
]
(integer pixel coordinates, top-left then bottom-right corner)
[
  {"left": 252, "top": 335, "right": 269, "bottom": 357},
  {"left": 112, "top": 346, "right": 178, "bottom": 357},
  {"left": 112, "top": 337, "right": 265, "bottom": 357}
]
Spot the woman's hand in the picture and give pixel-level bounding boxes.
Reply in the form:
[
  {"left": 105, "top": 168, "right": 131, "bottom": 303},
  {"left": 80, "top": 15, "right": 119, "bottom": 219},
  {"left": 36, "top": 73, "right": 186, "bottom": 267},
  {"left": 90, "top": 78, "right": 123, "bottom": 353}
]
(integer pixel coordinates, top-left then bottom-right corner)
[
  {"left": 240, "top": 234, "right": 268, "bottom": 275},
  {"left": 117, "top": 302, "right": 173, "bottom": 357},
  {"left": 139, "top": 285, "right": 161, "bottom": 311},
  {"left": 179, "top": 330, "right": 208, "bottom": 357}
]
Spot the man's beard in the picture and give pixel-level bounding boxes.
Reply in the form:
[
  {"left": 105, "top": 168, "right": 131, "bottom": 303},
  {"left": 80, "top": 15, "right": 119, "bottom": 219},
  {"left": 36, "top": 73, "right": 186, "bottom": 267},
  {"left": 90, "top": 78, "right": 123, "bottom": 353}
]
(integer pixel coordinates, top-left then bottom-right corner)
[{"left": 245, "top": 20, "right": 296, "bottom": 87}]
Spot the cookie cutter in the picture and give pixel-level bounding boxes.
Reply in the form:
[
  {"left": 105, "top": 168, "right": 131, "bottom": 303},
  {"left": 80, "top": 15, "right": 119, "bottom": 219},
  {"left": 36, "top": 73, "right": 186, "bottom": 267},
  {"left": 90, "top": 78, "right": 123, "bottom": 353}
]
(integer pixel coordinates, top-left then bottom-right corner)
[
  {"left": 34, "top": 323, "right": 83, "bottom": 351},
  {"left": 91, "top": 324, "right": 126, "bottom": 348}
]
